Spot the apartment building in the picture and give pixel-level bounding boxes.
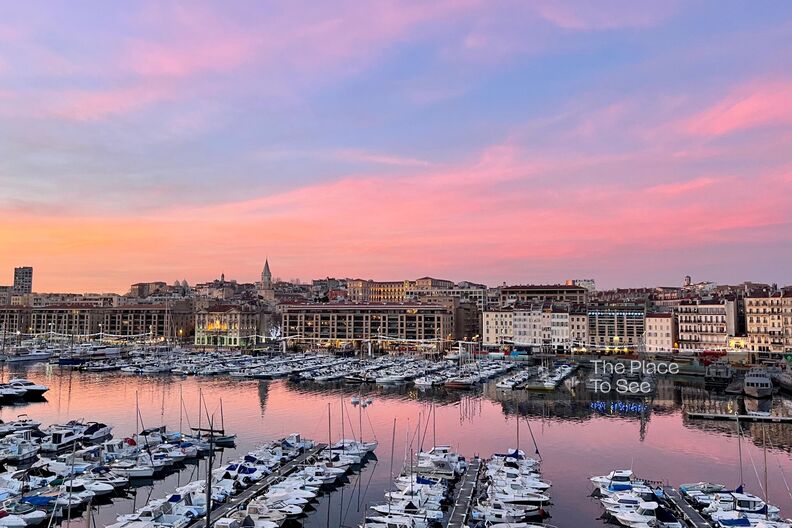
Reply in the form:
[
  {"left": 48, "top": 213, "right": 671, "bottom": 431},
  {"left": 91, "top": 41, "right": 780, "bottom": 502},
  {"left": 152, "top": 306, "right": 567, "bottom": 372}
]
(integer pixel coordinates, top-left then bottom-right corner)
[
  {"left": 587, "top": 304, "right": 645, "bottom": 353},
  {"left": 677, "top": 299, "right": 738, "bottom": 351},
  {"left": 499, "top": 284, "right": 588, "bottom": 307},
  {"left": 482, "top": 309, "right": 513, "bottom": 346},
  {"left": 645, "top": 313, "right": 678, "bottom": 352},
  {"left": 746, "top": 293, "right": 792, "bottom": 358},
  {"left": 281, "top": 303, "right": 453, "bottom": 351}
]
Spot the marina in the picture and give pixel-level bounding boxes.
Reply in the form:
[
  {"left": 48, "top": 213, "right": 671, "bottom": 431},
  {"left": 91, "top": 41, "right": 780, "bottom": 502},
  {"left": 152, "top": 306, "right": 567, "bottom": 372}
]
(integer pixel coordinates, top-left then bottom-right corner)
[{"left": 0, "top": 356, "right": 791, "bottom": 527}]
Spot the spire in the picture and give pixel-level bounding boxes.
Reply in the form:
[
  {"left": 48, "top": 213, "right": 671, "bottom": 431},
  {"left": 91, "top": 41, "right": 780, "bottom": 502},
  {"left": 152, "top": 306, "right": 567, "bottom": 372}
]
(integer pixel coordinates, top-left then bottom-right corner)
[{"left": 261, "top": 259, "right": 273, "bottom": 289}]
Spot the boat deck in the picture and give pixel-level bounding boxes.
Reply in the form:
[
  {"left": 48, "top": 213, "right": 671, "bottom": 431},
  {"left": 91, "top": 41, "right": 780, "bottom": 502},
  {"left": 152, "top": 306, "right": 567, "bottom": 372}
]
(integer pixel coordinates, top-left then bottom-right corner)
[
  {"left": 193, "top": 443, "right": 327, "bottom": 527},
  {"left": 447, "top": 458, "right": 481, "bottom": 528},
  {"left": 662, "top": 486, "right": 711, "bottom": 528}
]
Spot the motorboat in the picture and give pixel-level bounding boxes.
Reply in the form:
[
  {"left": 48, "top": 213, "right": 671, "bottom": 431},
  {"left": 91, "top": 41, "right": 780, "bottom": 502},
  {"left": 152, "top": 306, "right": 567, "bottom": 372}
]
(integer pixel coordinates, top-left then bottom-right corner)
[
  {"left": 705, "top": 361, "right": 734, "bottom": 386},
  {"left": 40, "top": 428, "right": 81, "bottom": 452},
  {"left": 744, "top": 368, "right": 773, "bottom": 398},
  {"left": 591, "top": 469, "right": 642, "bottom": 491},
  {"left": 6, "top": 379, "right": 49, "bottom": 398},
  {"left": 0, "top": 431, "right": 40, "bottom": 463}
]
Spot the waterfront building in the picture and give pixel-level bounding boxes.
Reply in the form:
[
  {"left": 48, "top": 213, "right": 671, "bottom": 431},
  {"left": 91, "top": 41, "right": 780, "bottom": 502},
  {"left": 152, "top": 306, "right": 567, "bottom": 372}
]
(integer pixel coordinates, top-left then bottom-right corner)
[
  {"left": 195, "top": 305, "right": 271, "bottom": 348},
  {"left": 677, "top": 299, "right": 738, "bottom": 351},
  {"left": 482, "top": 309, "right": 513, "bottom": 346},
  {"left": 281, "top": 302, "right": 453, "bottom": 351},
  {"left": 512, "top": 303, "right": 571, "bottom": 352},
  {"left": 569, "top": 306, "right": 589, "bottom": 345},
  {"left": 102, "top": 302, "right": 195, "bottom": 340},
  {"left": 28, "top": 304, "right": 97, "bottom": 337},
  {"left": 499, "top": 284, "right": 588, "bottom": 307},
  {"left": 645, "top": 312, "right": 678, "bottom": 352},
  {"left": 587, "top": 304, "right": 645, "bottom": 353},
  {"left": 13, "top": 267, "right": 33, "bottom": 294},
  {"left": 746, "top": 292, "right": 792, "bottom": 359}
]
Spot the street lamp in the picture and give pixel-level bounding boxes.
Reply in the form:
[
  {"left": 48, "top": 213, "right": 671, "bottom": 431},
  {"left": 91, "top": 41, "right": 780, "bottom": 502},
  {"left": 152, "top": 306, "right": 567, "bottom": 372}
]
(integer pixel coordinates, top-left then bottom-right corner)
[{"left": 99, "top": 323, "right": 103, "bottom": 344}]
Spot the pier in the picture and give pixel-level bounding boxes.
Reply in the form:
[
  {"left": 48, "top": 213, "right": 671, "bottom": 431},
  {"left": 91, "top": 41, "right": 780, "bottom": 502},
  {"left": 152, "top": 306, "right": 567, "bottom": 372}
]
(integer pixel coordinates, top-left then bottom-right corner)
[
  {"left": 662, "top": 487, "right": 711, "bottom": 528},
  {"left": 193, "top": 443, "right": 327, "bottom": 527},
  {"left": 685, "top": 411, "right": 792, "bottom": 423},
  {"left": 447, "top": 458, "right": 482, "bottom": 528}
]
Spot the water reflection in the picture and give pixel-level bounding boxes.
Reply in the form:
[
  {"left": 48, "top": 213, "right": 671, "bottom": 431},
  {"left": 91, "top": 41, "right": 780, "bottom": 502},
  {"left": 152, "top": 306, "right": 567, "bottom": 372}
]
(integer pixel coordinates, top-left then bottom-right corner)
[{"left": 1, "top": 363, "right": 792, "bottom": 528}]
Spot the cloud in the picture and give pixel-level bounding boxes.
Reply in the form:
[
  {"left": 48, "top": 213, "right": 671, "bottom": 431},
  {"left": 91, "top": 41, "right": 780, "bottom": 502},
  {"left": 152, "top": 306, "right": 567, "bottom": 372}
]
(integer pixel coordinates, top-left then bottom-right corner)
[
  {"left": 531, "top": 0, "right": 677, "bottom": 30},
  {"left": 683, "top": 80, "right": 792, "bottom": 137},
  {"left": 49, "top": 84, "right": 173, "bottom": 121}
]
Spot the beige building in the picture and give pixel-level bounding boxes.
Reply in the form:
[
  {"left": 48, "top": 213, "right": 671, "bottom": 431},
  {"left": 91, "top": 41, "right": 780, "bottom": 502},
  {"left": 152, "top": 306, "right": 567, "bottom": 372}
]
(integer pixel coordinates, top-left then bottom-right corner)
[
  {"left": 512, "top": 303, "right": 571, "bottom": 352},
  {"left": 347, "top": 280, "right": 413, "bottom": 303},
  {"left": 677, "top": 299, "right": 738, "bottom": 351},
  {"left": 195, "top": 305, "right": 270, "bottom": 348},
  {"left": 281, "top": 303, "right": 453, "bottom": 351},
  {"left": 483, "top": 309, "right": 513, "bottom": 346},
  {"left": 499, "top": 285, "right": 588, "bottom": 307},
  {"left": 645, "top": 313, "right": 678, "bottom": 352},
  {"left": 746, "top": 293, "right": 792, "bottom": 358},
  {"left": 570, "top": 308, "right": 589, "bottom": 347},
  {"left": 405, "top": 285, "right": 487, "bottom": 310}
]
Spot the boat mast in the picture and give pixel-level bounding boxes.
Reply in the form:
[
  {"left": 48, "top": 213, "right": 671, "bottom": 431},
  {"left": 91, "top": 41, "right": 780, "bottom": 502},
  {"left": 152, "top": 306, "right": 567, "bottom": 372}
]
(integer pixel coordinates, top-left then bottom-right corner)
[
  {"left": 433, "top": 402, "right": 436, "bottom": 448},
  {"left": 340, "top": 398, "right": 345, "bottom": 454},
  {"left": 388, "top": 417, "right": 396, "bottom": 515},
  {"left": 763, "top": 424, "right": 769, "bottom": 521},
  {"left": 327, "top": 402, "right": 331, "bottom": 447},
  {"left": 205, "top": 414, "right": 214, "bottom": 528},
  {"left": 516, "top": 414, "right": 520, "bottom": 453},
  {"left": 737, "top": 415, "right": 744, "bottom": 487},
  {"left": 179, "top": 385, "right": 183, "bottom": 435}
]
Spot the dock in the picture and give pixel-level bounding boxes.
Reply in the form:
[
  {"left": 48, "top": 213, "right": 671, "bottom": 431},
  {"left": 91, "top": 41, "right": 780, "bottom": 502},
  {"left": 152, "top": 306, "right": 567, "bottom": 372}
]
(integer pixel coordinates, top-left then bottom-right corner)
[
  {"left": 447, "top": 458, "right": 482, "bottom": 528},
  {"left": 193, "top": 443, "right": 327, "bottom": 527},
  {"left": 662, "top": 486, "right": 711, "bottom": 528},
  {"left": 685, "top": 411, "right": 792, "bottom": 423}
]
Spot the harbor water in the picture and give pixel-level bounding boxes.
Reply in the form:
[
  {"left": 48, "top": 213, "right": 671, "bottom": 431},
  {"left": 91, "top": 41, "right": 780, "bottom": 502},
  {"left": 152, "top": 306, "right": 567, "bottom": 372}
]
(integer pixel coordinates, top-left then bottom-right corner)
[{"left": 2, "top": 362, "right": 792, "bottom": 527}]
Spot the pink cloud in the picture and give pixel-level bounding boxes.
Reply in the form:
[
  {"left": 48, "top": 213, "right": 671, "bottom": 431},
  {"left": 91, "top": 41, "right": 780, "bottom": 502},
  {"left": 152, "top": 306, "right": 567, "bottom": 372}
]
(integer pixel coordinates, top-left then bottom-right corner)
[
  {"left": 331, "top": 149, "right": 432, "bottom": 167},
  {"left": 645, "top": 177, "right": 718, "bottom": 196},
  {"left": 50, "top": 84, "right": 172, "bottom": 121},
  {"left": 684, "top": 80, "right": 792, "bottom": 136}
]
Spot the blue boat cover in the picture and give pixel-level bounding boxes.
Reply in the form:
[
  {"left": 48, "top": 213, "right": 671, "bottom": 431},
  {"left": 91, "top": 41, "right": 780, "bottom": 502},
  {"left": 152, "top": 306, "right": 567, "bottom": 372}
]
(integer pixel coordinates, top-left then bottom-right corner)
[{"left": 22, "top": 496, "right": 56, "bottom": 506}]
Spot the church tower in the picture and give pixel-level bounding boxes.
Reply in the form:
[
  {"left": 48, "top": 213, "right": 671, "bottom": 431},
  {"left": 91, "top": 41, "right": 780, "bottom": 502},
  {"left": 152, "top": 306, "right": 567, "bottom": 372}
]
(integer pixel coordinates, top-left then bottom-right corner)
[{"left": 259, "top": 259, "right": 275, "bottom": 302}]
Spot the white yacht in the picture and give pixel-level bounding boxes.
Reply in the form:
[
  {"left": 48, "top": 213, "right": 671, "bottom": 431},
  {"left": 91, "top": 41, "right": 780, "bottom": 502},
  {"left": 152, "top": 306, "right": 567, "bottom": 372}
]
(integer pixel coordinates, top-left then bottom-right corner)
[
  {"left": 0, "top": 430, "right": 41, "bottom": 463},
  {"left": 7, "top": 378, "right": 49, "bottom": 398},
  {"left": 40, "top": 428, "right": 82, "bottom": 452}
]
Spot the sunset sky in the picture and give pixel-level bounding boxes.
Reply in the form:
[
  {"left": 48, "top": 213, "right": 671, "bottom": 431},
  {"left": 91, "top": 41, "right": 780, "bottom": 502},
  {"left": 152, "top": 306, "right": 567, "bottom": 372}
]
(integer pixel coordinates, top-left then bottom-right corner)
[{"left": 1, "top": 1, "right": 791, "bottom": 293}]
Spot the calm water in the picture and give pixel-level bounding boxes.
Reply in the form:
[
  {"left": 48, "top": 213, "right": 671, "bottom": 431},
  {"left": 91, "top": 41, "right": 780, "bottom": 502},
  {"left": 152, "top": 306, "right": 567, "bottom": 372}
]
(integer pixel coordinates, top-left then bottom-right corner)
[{"left": 3, "top": 362, "right": 792, "bottom": 528}]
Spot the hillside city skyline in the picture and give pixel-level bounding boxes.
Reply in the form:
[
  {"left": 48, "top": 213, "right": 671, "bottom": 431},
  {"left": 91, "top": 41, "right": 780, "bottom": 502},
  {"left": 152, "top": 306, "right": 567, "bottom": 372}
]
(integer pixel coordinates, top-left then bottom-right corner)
[{"left": 0, "top": 261, "right": 789, "bottom": 295}]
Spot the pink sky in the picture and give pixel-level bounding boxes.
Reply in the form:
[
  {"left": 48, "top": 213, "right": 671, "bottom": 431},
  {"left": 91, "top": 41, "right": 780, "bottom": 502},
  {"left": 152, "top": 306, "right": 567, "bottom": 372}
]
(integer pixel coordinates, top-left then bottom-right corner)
[{"left": 0, "top": 1, "right": 790, "bottom": 292}]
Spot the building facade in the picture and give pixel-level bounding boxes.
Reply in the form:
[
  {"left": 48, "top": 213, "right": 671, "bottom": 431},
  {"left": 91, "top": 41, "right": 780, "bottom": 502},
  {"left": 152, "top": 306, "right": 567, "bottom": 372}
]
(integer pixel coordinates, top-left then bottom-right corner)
[
  {"left": 677, "top": 299, "right": 738, "bottom": 351},
  {"left": 746, "top": 293, "right": 792, "bottom": 358},
  {"left": 195, "top": 305, "right": 270, "bottom": 348},
  {"left": 482, "top": 309, "right": 513, "bottom": 346},
  {"left": 512, "top": 304, "right": 571, "bottom": 352},
  {"left": 499, "top": 285, "right": 588, "bottom": 307},
  {"left": 587, "top": 304, "right": 645, "bottom": 353},
  {"left": 645, "top": 313, "right": 678, "bottom": 353},
  {"left": 13, "top": 267, "right": 33, "bottom": 294},
  {"left": 281, "top": 303, "right": 453, "bottom": 351}
]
